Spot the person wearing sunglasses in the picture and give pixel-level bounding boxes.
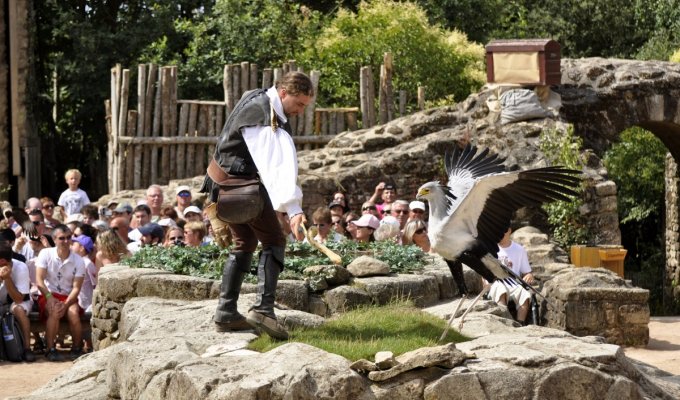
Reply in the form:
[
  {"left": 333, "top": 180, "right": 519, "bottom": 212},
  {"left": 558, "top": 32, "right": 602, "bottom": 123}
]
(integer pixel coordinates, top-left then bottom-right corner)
[
  {"left": 174, "top": 185, "right": 193, "bottom": 218},
  {"left": 40, "top": 197, "right": 61, "bottom": 229},
  {"left": 349, "top": 214, "right": 380, "bottom": 243},
  {"left": 390, "top": 200, "right": 411, "bottom": 231},
  {"left": 361, "top": 201, "right": 380, "bottom": 219},
  {"left": 35, "top": 224, "right": 87, "bottom": 361},
  {"left": 402, "top": 220, "right": 430, "bottom": 253},
  {"left": 163, "top": 227, "right": 185, "bottom": 248},
  {"left": 307, "top": 207, "right": 344, "bottom": 244}
]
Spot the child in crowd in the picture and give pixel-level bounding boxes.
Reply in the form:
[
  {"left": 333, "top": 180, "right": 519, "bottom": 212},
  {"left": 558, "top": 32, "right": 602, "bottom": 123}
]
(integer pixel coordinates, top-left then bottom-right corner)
[{"left": 58, "top": 169, "right": 91, "bottom": 216}]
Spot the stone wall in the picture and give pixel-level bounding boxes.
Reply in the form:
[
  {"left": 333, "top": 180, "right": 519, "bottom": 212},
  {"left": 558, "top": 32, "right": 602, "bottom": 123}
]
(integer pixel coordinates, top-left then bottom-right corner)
[{"left": 542, "top": 267, "right": 650, "bottom": 346}]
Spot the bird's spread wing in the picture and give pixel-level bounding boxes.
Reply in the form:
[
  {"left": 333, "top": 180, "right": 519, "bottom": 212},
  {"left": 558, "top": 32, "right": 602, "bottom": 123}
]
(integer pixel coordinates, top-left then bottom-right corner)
[
  {"left": 440, "top": 145, "right": 580, "bottom": 258},
  {"left": 445, "top": 145, "right": 506, "bottom": 212}
]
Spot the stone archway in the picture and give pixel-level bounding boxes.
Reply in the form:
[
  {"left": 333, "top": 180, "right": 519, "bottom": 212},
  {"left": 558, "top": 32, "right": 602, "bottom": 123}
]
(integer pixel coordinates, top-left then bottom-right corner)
[{"left": 556, "top": 58, "right": 680, "bottom": 304}]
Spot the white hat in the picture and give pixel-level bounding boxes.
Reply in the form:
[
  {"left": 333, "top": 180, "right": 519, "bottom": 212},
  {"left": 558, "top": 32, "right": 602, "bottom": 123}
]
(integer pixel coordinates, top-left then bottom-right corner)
[
  {"left": 175, "top": 185, "right": 192, "bottom": 196},
  {"left": 65, "top": 213, "right": 84, "bottom": 224},
  {"left": 409, "top": 201, "right": 426, "bottom": 211},
  {"left": 351, "top": 214, "right": 380, "bottom": 230},
  {"left": 183, "top": 206, "right": 202, "bottom": 217},
  {"left": 158, "top": 218, "right": 177, "bottom": 227}
]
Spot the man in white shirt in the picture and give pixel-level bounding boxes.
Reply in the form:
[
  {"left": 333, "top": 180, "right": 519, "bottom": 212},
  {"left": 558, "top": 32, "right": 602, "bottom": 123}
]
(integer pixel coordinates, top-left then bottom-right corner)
[
  {"left": 0, "top": 243, "right": 35, "bottom": 362},
  {"left": 486, "top": 227, "right": 535, "bottom": 325},
  {"left": 203, "top": 72, "right": 313, "bottom": 340},
  {"left": 35, "top": 224, "right": 86, "bottom": 361}
]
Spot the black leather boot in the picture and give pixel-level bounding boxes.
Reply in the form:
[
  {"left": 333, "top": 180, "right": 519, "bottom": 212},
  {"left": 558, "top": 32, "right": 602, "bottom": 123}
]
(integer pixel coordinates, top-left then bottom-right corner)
[
  {"left": 246, "top": 246, "right": 288, "bottom": 340},
  {"left": 214, "top": 252, "right": 253, "bottom": 332}
]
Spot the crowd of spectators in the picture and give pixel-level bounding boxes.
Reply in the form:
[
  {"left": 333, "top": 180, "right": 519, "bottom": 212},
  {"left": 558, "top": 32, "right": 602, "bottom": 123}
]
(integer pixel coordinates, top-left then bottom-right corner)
[{"left": 0, "top": 169, "right": 536, "bottom": 362}]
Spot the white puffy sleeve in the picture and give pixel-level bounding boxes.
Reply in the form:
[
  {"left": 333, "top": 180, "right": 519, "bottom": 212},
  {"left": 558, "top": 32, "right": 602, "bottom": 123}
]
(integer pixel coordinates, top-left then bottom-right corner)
[{"left": 242, "top": 125, "right": 303, "bottom": 216}]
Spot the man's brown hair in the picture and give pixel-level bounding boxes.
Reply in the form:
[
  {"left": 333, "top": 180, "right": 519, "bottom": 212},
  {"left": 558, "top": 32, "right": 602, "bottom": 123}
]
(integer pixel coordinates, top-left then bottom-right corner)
[{"left": 276, "top": 71, "right": 314, "bottom": 97}]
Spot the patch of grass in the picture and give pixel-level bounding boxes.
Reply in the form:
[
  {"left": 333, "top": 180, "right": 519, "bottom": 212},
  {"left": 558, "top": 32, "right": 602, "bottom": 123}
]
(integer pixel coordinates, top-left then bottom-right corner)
[{"left": 248, "top": 301, "right": 470, "bottom": 361}]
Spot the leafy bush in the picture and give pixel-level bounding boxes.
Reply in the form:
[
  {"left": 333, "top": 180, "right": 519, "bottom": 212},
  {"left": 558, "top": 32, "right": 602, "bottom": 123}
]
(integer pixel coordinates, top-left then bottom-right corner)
[
  {"left": 123, "top": 239, "right": 428, "bottom": 281},
  {"left": 539, "top": 125, "right": 588, "bottom": 247},
  {"left": 298, "top": 0, "right": 485, "bottom": 108}
]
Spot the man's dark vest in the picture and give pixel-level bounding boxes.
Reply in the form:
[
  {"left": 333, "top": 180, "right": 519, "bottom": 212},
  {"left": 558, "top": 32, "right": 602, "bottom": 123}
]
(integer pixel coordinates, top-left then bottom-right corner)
[{"left": 201, "top": 89, "right": 290, "bottom": 201}]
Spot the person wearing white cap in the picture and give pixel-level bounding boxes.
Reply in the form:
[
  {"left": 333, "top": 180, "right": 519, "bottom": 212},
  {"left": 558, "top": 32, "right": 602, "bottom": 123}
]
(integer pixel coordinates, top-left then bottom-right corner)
[
  {"left": 350, "top": 214, "right": 380, "bottom": 243},
  {"left": 183, "top": 206, "right": 203, "bottom": 223},
  {"left": 174, "top": 185, "right": 193, "bottom": 218},
  {"left": 408, "top": 200, "right": 427, "bottom": 222}
]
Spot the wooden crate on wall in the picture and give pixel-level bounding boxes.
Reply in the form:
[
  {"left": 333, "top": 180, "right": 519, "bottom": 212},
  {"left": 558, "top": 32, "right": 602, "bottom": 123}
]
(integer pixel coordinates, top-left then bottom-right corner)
[{"left": 485, "top": 39, "right": 561, "bottom": 86}]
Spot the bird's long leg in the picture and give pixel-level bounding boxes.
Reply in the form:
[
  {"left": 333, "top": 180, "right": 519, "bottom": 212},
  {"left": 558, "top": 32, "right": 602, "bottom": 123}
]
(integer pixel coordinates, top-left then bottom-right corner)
[
  {"left": 438, "top": 294, "right": 467, "bottom": 343},
  {"left": 457, "top": 285, "right": 490, "bottom": 331}
]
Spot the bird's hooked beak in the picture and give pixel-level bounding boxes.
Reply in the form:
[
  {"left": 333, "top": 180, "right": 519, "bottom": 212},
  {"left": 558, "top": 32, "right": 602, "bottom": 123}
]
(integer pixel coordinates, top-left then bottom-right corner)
[{"left": 416, "top": 187, "right": 429, "bottom": 200}]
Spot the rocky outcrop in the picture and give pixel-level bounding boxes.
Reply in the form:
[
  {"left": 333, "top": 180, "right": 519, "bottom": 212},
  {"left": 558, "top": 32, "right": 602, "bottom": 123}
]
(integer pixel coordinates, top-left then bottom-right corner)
[
  {"left": 542, "top": 267, "right": 650, "bottom": 346},
  {"left": 17, "top": 296, "right": 679, "bottom": 400}
]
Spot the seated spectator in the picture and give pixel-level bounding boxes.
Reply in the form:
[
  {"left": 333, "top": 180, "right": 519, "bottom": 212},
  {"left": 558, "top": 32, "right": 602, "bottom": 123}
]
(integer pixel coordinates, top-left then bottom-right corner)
[
  {"left": 331, "top": 191, "right": 350, "bottom": 214},
  {"left": 183, "top": 221, "right": 207, "bottom": 247},
  {"left": 331, "top": 215, "right": 348, "bottom": 238},
  {"left": 145, "top": 184, "right": 165, "bottom": 222},
  {"left": 344, "top": 212, "right": 360, "bottom": 240},
  {"left": 108, "top": 216, "right": 130, "bottom": 245},
  {"left": 163, "top": 227, "right": 185, "bottom": 248},
  {"left": 484, "top": 227, "right": 535, "bottom": 325},
  {"left": 174, "top": 185, "right": 193, "bottom": 218},
  {"left": 328, "top": 201, "right": 345, "bottom": 218},
  {"left": 350, "top": 214, "right": 379, "bottom": 243},
  {"left": 374, "top": 215, "right": 401, "bottom": 242},
  {"left": 0, "top": 243, "right": 36, "bottom": 362},
  {"left": 390, "top": 200, "right": 410, "bottom": 231},
  {"left": 309, "top": 207, "right": 345, "bottom": 244},
  {"left": 35, "top": 225, "right": 86, "bottom": 361},
  {"left": 183, "top": 206, "right": 203, "bottom": 223},
  {"left": 402, "top": 220, "right": 430, "bottom": 252},
  {"left": 40, "top": 197, "right": 61, "bottom": 229},
  {"left": 0, "top": 227, "right": 27, "bottom": 262},
  {"left": 128, "top": 204, "right": 152, "bottom": 242},
  {"left": 71, "top": 235, "right": 97, "bottom": 313},
  {"left": 95, "top": 229, "right": 131, "bottom": 268},
  {"left": 361, "top": 201, "right": 380, "bottom": 219},
  {"left": 136, "top": 223, "right": 164, "bottom": 250},
  {"left": 368, "top": 182, "right": 397, "bottom": 218},
  {"left": 52, "top": 205, "right": 67, "bottom": 224},
  {"left": 112, "top": 203, "right": 133, "bottom": 225},
  {"left": 408, "top": 201, "right": 427, "bottom": 222},
  {"left": 80, "top": 204, "right": 99, "bottom": 226}
]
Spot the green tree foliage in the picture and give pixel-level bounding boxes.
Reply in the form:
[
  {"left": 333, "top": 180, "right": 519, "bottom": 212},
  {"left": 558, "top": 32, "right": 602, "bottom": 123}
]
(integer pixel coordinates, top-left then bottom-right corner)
[
  {"left": 635, "top": 0, "right": 680, "bottom": 60},
  {"left": 604, "top": 128, "right": 667, "bottom": 313},
  {"left": 488, "top": 0, "right": 653, "bottom": 59},
  {"left": 539, "top": 125, "right": 588, "bottom": 248},
  {"left": 413, "top": 0, "right": 504, "bottom": 44},
  {"left": 141, "top": 0, "right": 323, "bottom": 99},
  {"left": 603, "top": 128, "right": 666, "bottom": 225},
  {"left": 297, "top": 0, "right": 485, "bottom": 107},
  {"left": 34, "top": 0, "right": 214, "bottom": 197}
]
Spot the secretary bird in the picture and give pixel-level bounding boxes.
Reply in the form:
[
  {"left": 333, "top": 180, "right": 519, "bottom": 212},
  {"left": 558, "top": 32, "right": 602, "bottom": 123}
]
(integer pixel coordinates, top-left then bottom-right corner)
[{"left": 415, "top": 144, "right": 581, "bottom": 339}]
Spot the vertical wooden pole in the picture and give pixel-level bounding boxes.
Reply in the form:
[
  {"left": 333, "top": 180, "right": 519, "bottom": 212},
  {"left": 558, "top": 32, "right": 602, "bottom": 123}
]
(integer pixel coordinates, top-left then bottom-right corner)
[
  {"left": 232, "top": 64, "right": 241, "bottom": 104},
  {"left": 273, "top": 68, "right": 283, "bottom": 84},
  {"left": 186, "top": 103, "right": 199, "bottom": 179},
  {"left": 169, "top": 66, "right": 178, "bottom": 180},
  {"left": 347, "top": 110, "right": 358, "bottom": 131},
  {"left": 224, "top": 64, "right": 233, "bottom": 114},
  {"left": 117, "top": 68, "right": 130, "bottom": 191},
  {"left": 160, "top": 67, "right": 172, "bottom": 184},
  {"left": 337, "top": 111, "right": 346, "bottom": 133},
  {"left": 134, "top": 64, "right": 147, "bottom": 189},
  {"left": 125, "top": 110, "right": 137, "bottom": 189},
  {"left": 399, "top": 90, "right": 407, "bottom": 116},
  {"left": 249, "top": 63, "right": 258, "bottom": 90},
  {"left": 105, "top": 99, "right": 113, "bottom": 194},
  {"left": 151, "top": 67, "right": 162, "bottom": 185},
  {"left": 304, "top": 70, "right": 320, "bottom": 136},
  {"left": 207, "top": 104, "right": 217, "bottom": 165},
  {"left": 379, "top": 52, "right": 394, "bottom": 124},
  {"left": 195, "top": 104, "right": 209, "bottom": 176},
  {"left": 109, "top": 66, "right": 120, "bottom": 193},
  {"left": 143, "top": 64, "right": 157, "bottom": 188},
  {"left": 177, "top": 103, "right": 189, "bottom": 178},
  {"left": 418, "top": 86, "right": 426, "bottom": 111},
  {"left": 240, "top": 61, "right": 250, "bottom": 95},
  {"left": 262, "top": 68, "right": 273, "bottom": 89}
]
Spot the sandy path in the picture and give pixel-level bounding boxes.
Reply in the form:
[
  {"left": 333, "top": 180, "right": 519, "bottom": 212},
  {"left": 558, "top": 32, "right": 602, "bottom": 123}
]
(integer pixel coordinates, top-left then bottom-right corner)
[{"left": 2, "top": 317, "right": 679, "bottom": 398}]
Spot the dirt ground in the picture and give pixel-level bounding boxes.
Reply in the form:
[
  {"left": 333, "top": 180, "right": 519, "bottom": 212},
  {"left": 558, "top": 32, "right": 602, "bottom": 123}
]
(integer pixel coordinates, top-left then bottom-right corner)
[{"left": 1, "top": 317, "right": 679, "bottom": 399}]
